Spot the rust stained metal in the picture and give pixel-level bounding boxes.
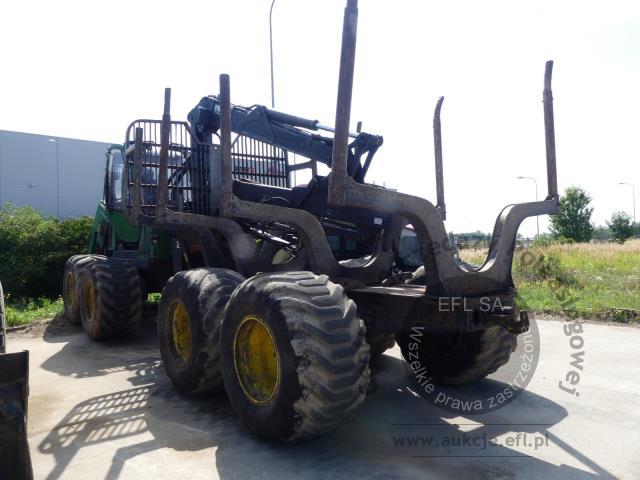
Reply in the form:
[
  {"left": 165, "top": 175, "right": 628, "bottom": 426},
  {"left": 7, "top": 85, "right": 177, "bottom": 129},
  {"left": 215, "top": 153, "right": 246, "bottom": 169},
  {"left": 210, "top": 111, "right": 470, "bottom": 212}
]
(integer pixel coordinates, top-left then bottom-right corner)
[
  {"left": 156, "top": 88, "right": 172, "bottom": 219},
  {"left": 433, "top": 96, "right": 446, "bottom": 220},
  {"left": 328, "top": 0, "right": 358, "bottom": 207},
  {"left": 543, "top": 60, "right": 558, "bottom": 198},
  {"left": 321, "top": 0, "right": 559, "bottom": 296},
  {"left": 219, "top": 74, "right": 234, "bottom": 217}
]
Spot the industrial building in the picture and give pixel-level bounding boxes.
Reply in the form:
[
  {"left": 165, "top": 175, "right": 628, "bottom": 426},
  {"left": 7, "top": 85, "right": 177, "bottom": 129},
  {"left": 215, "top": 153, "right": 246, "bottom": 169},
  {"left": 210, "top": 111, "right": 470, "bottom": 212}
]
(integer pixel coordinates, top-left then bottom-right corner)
[{"left": 0, "top": 130, "right": 110, "bottom": 218}]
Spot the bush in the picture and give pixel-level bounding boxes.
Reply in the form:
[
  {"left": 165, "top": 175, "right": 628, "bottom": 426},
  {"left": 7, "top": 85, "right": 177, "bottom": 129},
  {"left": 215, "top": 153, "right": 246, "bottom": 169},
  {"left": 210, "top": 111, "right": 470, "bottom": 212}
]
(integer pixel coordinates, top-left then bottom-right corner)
[
  {"left": 532, "top": 233, "right": 574, "bottom": 248},
  {"left": 516, "top": 250, "right": 580, "bottom": 287},
  {"left": 607, "top": 211, "right": 635, "bottom": 244},
  {"left": 0, "top": 204, "right": 93, "bottom": 299}
]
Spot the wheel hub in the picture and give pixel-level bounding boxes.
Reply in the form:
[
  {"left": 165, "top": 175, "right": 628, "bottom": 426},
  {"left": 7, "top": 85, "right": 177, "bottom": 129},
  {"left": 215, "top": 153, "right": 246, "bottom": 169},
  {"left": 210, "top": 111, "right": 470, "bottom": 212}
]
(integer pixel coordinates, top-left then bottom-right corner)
[
  {"left": 171, "top": 302, "right": 192, "bottom": 363},
  {"left": 84, "top": 282, "right": 94, "bottom": 320},
  {"left": 233, "top": 315, "right": 280, "bottom": 405}
]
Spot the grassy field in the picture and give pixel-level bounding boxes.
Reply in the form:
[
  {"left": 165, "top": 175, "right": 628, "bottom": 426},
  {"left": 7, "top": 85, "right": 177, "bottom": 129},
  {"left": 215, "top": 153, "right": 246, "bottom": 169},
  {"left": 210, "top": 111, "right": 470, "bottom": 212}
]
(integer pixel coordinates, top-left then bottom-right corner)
[{"left": 460, "top": 239, "right": 640, "bottom": 322}]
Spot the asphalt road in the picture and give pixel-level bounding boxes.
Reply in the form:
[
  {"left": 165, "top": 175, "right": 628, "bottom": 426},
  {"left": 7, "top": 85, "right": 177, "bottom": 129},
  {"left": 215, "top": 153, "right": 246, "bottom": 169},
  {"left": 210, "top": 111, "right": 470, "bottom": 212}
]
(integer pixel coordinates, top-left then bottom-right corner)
[{"left": 7, "top": 315, "right": 639, "bottom": 479}]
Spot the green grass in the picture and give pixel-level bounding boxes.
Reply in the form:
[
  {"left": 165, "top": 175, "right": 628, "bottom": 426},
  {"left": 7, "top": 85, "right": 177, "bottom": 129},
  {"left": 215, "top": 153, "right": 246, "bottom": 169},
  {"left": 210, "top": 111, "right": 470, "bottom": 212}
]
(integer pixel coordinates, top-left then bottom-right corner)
[
  {"left": 4, "top": 297, "right": 64, "bottom": 327},
  {"left": 3, "top": 293, "right": 159, "bottom": 328},
  {"left": 146, "top": 293, "right": 161, "bottom": 305},
  {"left": 459, "top": 239, "right": 640, "bottom": 321}
]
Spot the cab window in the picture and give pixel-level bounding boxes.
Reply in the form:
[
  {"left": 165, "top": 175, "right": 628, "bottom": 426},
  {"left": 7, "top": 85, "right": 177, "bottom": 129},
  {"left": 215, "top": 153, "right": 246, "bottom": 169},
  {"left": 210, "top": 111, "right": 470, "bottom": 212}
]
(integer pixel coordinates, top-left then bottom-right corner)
[{"left": 108, "top": 150, "right": 125, "bottom": 211}]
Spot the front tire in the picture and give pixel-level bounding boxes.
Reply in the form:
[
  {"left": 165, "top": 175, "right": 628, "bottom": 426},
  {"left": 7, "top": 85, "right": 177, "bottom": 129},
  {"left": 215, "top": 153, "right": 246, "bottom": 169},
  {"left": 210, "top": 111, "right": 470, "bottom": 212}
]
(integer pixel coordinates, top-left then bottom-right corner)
[
  {"left": 158, "top": 268, "right": 244, "bottom": 395},
  {"left": 63, "top": 255, "right": 103, "bottom": 324},
  {"left": 80, "top": 258, "right": 143, "bottom": 340},
  {"left": 219, "top": 271, "right": 370, "bottom": 441}
]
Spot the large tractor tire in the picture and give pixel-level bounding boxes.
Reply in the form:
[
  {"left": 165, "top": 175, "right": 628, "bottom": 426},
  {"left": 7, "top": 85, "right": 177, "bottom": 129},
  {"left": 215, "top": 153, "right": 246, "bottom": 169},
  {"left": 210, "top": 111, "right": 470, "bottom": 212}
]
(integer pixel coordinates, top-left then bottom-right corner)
[
  {"left": 63, "top": 254, "right": 104, "bottom": 324},
  {"left": 219, "top": 271, "right": 370, "bottom": 441},
  {"left": 158, "top": 268, "right": 245, "bottom": 395},
  {"left": 396, "top": 325, "right": 517, "bottom": 384},
  {"left": 80, "top": 258, "right": 143, "bottom": 340},
  {"left": 400, "top": 266, "right": 517, "bottom": 384}
]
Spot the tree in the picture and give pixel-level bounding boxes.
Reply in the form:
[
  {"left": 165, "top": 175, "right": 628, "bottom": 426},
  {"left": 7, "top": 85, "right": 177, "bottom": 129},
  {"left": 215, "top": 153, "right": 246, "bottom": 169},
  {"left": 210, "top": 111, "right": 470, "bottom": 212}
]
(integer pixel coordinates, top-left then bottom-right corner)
[
  {"left": 549, "top": 187, "right": 594, "bottom": 243},
  {"left": 607, "top": 211, "right": 634, "bottom": 244}
]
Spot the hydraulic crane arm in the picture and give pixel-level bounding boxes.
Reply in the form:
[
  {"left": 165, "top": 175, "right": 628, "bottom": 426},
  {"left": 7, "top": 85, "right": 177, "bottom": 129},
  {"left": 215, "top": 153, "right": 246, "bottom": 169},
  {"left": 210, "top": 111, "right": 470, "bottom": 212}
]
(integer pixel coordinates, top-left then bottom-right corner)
[{"left": 187, "top": 96, "right": 383, "bottom": 181}]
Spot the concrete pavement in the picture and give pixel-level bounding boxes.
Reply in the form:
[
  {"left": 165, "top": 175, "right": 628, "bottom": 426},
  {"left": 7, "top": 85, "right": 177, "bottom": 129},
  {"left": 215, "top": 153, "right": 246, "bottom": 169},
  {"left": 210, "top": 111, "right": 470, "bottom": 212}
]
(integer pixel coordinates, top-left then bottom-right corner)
[{"left": 7, "top": 316, "right": 640, "bottom": 479}]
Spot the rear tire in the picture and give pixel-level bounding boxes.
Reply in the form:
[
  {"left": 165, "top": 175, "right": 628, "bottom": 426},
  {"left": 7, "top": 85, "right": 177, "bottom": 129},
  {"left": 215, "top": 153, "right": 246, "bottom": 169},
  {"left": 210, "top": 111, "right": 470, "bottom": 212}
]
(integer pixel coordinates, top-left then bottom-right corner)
[
  {"left": 63, "top": 255, "right": 104, "bottom": 325},
  {"left": 158, "top": 268, "right": 245, "bottom": 395},
  {"left": 80, "top": 258, "right": 143, "bottom": 340},
  {"left": 219, "top": 271, "right": 370, "bottom": 441},
  {"left": 400, "top": 267, "right": 518, "bottom": 384},
  {"left": 366, "top": 331, "right": 396, "bottom": 357},
  {"left": 396, "top": 325, "right": 517, "bottom": 384}
]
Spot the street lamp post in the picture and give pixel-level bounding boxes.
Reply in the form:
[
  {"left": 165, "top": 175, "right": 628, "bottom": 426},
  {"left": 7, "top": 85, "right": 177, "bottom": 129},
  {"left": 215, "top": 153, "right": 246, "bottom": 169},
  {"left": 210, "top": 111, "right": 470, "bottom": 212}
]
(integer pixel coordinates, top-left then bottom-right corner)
[
  {"left": 517, "top": 176, "right": 540, "bottom": 238},
  {"left": 268, "top": 1, "right": 298, "bottom": 185},
  {"left": 269, "top": 0, "right": 276, "bottom": 109},
  {"left": 618, "top": 182, "right": 636, "bottom": 224}
]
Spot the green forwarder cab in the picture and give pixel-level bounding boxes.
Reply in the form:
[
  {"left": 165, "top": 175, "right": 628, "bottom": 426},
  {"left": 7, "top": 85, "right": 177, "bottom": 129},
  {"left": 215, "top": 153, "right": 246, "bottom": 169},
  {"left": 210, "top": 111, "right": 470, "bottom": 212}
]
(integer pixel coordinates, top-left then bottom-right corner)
[{"left": 88, "top": 146, "right": 174, "bottom": 295}]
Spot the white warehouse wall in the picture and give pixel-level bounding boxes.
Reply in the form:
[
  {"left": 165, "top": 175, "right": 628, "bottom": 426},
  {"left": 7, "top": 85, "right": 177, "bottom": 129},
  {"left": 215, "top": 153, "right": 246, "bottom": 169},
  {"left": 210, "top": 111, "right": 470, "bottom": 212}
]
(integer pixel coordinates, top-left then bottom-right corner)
[{"left": 0, "top": 130, "right": 111, "bottom": 218}]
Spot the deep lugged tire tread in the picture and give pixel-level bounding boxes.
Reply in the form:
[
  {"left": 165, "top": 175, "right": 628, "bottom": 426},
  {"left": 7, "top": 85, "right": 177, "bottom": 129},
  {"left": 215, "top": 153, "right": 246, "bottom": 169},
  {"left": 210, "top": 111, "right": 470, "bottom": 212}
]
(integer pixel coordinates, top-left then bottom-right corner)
[
  {"left": 63, "top": 254, "right": 105, "bottom": 324},
  {"left": 402, "top": 325, "right": 518, "bottom": 385},
  {"left": 457, "top": 325, "right": 517, "bottom": 383},
  {"left": 164, "top": 268, "right": 245, "bottom": 394},
  {"left": 235, "top": 272, "right": 370, "bottom": 440},
  {"left": 85, "top": 258, "right": 142, "bottom": 339},
  {"left": 402, "top": 267, "right": 517, "bottom": 384}
]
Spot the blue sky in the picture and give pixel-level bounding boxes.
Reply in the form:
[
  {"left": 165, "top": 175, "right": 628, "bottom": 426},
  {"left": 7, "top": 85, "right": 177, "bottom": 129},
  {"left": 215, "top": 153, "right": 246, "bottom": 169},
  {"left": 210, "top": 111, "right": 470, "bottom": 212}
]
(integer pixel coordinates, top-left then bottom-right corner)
[{"left": 1, "top": 0, "right": 638, "bottom": 236}]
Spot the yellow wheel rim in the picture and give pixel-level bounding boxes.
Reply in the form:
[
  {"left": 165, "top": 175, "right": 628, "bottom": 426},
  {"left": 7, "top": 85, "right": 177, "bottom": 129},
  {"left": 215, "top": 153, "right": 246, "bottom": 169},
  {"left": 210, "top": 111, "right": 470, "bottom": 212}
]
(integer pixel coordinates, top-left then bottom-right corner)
[
  {"left": 66, "top": 272, "right": 74, "bottom": 307},
  {"left": 171, "top": 302, "right": 192, "bottom": 363},
  {"left": 84, "top": 282, "right": 95, "bottom": 320},
  {"left": 233, "top": 315, "right": 280, "bottom": 405}
]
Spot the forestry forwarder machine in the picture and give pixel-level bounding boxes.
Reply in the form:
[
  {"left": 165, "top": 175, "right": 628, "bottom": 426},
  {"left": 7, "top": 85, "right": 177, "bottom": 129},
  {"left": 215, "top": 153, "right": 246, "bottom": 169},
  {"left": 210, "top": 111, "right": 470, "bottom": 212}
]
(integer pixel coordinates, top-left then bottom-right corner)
[{"left": 62, "top": 0, "right": 560, "bottom": 441}]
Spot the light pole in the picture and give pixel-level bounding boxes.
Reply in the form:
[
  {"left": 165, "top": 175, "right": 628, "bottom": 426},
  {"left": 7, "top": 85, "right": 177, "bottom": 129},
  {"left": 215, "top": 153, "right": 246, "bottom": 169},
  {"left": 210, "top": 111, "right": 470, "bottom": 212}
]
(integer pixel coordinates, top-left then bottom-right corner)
[
  {"left": 618, "top": 182, "right": 636, "bottom": 224},
  {"left": 517, "top": 176, "right": 539, "bottom": 238},
  {"left": 269, "top": 0, "right": 276, "bottom": 108}
]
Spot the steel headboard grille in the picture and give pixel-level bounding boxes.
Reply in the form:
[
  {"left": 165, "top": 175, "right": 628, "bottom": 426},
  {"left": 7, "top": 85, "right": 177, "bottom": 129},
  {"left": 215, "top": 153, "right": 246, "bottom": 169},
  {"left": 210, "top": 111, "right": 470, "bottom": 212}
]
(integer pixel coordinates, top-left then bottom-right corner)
[
  {"left": 231, "top": 135, "right": 289, "bottom": 188},
  {"left": 123, "top": 121, "right": 291, "bottom": 219},
  {"left": 124, "top": 120, "right": 212, "bottom": 217}
]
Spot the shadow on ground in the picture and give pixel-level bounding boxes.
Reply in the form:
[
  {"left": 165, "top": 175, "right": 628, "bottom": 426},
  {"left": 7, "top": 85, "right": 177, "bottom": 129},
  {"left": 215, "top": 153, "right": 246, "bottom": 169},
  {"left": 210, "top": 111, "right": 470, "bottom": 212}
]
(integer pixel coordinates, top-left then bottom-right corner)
[{"left": 36, "top": 317, "right": 613, "bottom": 480}]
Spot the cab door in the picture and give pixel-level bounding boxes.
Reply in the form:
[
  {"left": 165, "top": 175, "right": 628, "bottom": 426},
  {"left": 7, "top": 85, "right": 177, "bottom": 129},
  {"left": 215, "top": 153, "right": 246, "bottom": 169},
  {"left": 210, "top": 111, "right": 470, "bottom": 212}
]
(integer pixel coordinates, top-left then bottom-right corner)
[{"left": 90, "top": 147, "right": 140, "bottom": 254}]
